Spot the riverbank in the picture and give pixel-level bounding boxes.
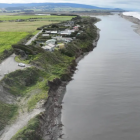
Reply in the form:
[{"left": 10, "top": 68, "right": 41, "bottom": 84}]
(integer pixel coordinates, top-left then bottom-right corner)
[
  {"left": 40, "top": 30, "right": 100, "bottom": 140},
  {"left": 60, "top": 13, "right": 140, "bottom": 140},
  {"left": 11, "top": 28, "right": 100, "bottom": 140},
  {"left": 0, "top": 16, "right": 100, "bottom": 140},
  {"left": 120, "top": 13, "right": 140, "bottom": 36}
]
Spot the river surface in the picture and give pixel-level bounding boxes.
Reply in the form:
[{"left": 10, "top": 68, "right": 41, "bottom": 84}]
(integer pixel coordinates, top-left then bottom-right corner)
[{"left": 62, "top": 14, "right": 140, "bottom": 140}]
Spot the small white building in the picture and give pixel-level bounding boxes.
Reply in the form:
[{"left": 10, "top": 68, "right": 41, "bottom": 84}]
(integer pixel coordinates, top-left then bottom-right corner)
[
  {"left": 46, "top": 39, "right": 56, "bottom": 45},
  {"left": 42, "top": 43, "right": 56, "bottom": 51},
  {"left": 59, "top": 29, "right": 75, "bottom": 35},
  {"left": 42, "top": 34, "right": 50, "bottom": 37},
  {"left": 45, "top": 31, "right": 51, "bottom": 33},
  {"left": 52, "top": 36, "right": 63, "bottom": 40},
  {"left": 60, "top": 32, "right": 71, "bottom": 35},
  {"left": 52, "top": 36, "right": 72, "bottom": 43},
  {"left": 50, "top": 31, "right": 58, "bottom": 34}
]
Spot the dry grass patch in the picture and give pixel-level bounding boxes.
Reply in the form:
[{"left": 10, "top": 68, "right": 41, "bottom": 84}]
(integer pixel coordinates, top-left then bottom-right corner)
[{"left": 0, "top": 21, "right": 57, "bottom": 33}]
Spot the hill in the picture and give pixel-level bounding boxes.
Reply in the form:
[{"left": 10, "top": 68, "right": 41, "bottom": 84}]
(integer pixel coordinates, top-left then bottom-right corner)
[{"left": 0, "top": 3, "right": 124, "bottom": 11}]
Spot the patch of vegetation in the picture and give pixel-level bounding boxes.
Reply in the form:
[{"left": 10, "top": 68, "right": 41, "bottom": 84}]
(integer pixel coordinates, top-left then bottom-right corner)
[
  {"left": 27, "top": 91, "right": 47, "bottom": 111},
  {"left": 15, "top": 55, "right": 31, "bottom": 64},
  {"left": 0, "top": 67, "right": 45, "bottom": 96},
  {"left": 11, "top": 115, "right": 42, "bottom": 140},
  {"left": 0, "top": 101, "right": 18, "bottom": 131},
  {"left": 15, "top": 54, "right": 41, "bottom": 64}
]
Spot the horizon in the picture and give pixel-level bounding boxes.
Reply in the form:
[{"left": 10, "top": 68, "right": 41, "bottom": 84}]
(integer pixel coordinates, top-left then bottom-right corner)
[{"left": 0, "top": 1, "right": 140, "bottom": 11}]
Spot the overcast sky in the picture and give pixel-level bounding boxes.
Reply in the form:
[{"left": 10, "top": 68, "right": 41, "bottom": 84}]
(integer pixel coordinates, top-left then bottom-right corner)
[{"left": 0, "top": 0, "right": 140, "bottom": 11}]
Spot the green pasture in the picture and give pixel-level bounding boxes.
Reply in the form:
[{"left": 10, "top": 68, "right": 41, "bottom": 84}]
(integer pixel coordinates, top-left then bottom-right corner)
[
  {"left": 0, "top": 15, "right": 74, "bottom": 21},
  {"left": 0, "top": 32, "right": 28, "bottom": 53}
]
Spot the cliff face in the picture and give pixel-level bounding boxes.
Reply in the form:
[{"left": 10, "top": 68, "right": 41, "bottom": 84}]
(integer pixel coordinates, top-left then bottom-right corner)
[{"left": 40, "top": 80, "right": 66, "bottom": 140}]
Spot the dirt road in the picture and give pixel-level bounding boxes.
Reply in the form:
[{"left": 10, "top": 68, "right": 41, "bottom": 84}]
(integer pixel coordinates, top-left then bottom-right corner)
[
  {"left": 0, "top": 54, "right": 29, "bottom": 80},
  {"left": 25, "top": 30, "right": 42, "bottom": 45}
]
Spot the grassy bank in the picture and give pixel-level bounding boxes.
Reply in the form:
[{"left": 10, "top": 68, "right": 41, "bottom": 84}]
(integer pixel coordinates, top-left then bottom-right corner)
[
  {"left": 0, "top": 101, "right": 18, "bottom": 131},
  {"left": 11, "top": 116, "right": 42, "bottom": 140}
]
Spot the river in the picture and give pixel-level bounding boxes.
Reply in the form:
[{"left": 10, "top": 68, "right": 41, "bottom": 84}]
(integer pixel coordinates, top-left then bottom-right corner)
[{"left": 61, "top": 14, "right": 140, "bottom": 140}]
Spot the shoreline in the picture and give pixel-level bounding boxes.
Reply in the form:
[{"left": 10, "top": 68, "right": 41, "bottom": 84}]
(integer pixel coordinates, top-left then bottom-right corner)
[
  {"left": 120, "top": 13, "right": 140, "bottom": 36},
  {"left": 40, "top": 30, "right": 100, "bottom": 140}
]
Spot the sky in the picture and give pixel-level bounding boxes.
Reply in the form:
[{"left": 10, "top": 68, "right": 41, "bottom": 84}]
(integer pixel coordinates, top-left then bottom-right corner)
[{"left": 0, "top": 0, "right": 140, "bottom": 11}]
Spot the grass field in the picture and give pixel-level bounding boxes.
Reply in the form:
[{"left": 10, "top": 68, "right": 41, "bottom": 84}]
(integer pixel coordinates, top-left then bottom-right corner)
[
  {"left": 0, "top": 21, "right": 57, "bottom": 32},
  {"left": 0, "top": 15, "right": 74, "bottom": 21},
  {"left": 0, "top": 32, "right": 28, "bottom": 53}
]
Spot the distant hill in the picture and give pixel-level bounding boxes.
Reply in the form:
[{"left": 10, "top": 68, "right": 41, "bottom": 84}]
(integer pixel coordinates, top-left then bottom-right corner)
[{"left": 0, "top": 3, "right": 124, "bottom": 11}]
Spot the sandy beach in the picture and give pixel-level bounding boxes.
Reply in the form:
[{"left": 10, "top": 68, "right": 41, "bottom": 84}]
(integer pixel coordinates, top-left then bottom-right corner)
[{"left": 120, "top": 13, "right": 140, "bottom": 36}]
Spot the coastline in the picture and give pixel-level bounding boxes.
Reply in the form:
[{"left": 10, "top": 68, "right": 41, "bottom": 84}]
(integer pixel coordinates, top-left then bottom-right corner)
[
  {"left": 120, "top": 13, "right": 140, "bottom": 36},
  {"left": 40, "top": 29, "right": 100, "bottom": 140},
  {"left": 0, "top": 16, "right": 100, "bottom": 140}
]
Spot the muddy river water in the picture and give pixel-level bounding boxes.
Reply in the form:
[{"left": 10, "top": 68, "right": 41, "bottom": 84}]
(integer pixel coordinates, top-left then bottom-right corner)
[{"left": 61, "top": 14, "right": 140, "bottom": 140}]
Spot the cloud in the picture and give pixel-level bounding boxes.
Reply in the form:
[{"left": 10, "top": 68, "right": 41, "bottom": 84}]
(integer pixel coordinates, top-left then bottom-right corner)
[{"left": 0, "top": 0, "right": 140, "bottom": 10}]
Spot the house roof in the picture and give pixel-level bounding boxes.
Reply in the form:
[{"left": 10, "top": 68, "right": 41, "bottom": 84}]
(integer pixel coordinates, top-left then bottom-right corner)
[
  {"left": 46, "top": 31, "right": 51, "bottom": 33},
  {"left": 42, "top": 34, "right": 50, "bottom": 37},
  {"left": 46, "top": 39, "right": 56, "bottom": 42},
  {"left": 46, "top": 39, "right": 56, "bottom": 44},
  {"left": 42, "top": 43, "right": 55, "bottom": 50},
  {"left": 42, "top": 46, "right": 52, "bottom": 50},
  {"left": 51, "top": 31, "right": 57, "bottom": 34},
  {"left": 48, "top": 43, "right": 55, "bottom": 48},
  {"left": 60, "top": 32, "right": 71, "bottom": 35}
]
